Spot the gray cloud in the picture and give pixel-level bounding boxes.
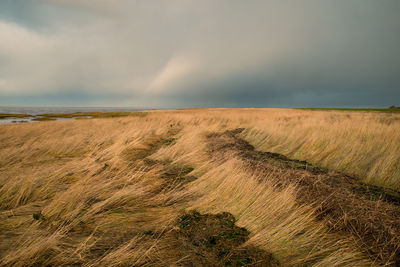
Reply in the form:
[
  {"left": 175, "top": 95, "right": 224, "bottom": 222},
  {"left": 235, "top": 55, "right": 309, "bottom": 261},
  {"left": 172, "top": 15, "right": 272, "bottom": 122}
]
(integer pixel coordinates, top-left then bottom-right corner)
[{"left": 0, "top": 0, "right": 399, "bottom": 107}]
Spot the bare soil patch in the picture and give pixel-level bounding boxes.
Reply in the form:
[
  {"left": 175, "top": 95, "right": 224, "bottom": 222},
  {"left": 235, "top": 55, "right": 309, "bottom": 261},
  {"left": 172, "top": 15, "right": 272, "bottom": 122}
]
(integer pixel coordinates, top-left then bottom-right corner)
[{"left": 157, "top": 211, "right": 278, "bottom": 266}]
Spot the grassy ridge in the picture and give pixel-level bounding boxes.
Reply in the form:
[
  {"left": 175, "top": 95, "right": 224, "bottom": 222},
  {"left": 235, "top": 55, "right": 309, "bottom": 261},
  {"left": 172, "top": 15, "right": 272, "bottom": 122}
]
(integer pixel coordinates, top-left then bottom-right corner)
[
  {"left": 242, "top": 109, "right": 400, "bottom": 190},
  {"left": 297, "top": 107, "right": 400, "bottom": 112}
]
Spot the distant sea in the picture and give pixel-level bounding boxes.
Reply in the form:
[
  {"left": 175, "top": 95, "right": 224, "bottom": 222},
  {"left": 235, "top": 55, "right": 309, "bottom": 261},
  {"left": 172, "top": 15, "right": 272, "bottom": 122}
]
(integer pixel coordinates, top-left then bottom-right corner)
[{"left": 0, "top": 106, "right": 144, "bottom": 115}]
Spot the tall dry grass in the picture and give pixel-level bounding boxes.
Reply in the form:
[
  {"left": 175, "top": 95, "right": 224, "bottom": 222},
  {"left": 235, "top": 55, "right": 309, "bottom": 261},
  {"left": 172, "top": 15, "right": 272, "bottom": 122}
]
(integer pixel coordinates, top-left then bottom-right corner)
[
  {"left": 0, "top": 109, "right": 398, "bottom": 266},
  {"left": 239, "top": 109, "right": 400, "bottom": 190}
]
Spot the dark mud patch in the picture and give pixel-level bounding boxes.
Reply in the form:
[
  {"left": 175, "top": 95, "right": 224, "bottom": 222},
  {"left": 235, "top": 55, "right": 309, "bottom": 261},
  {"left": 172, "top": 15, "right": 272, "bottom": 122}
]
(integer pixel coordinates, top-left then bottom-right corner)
[
  {"left": 160, "top": 211, "right": 278, "bottom": 266},
  {"left": 352, "top": 182, "right": 400, "bottom": 205},
  {"left": 207, "top": 129, "right": 400, "bottom": 266}
]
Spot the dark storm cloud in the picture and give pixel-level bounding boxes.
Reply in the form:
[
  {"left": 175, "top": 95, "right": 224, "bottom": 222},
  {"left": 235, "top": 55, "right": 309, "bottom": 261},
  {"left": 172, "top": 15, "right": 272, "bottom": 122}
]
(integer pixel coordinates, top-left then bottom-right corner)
[
  {"left": 0, "top": 0, "right": 399, "bottom": 107},
  {"left": 0, "top": 0, "right": 96, "bottom": 31}
]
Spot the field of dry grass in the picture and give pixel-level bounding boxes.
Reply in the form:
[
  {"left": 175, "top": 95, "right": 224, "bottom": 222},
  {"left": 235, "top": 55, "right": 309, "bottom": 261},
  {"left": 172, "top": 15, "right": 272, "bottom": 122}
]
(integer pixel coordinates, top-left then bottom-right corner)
[{"left": 0, "top": 108, "right": 399, "bottom": 266}]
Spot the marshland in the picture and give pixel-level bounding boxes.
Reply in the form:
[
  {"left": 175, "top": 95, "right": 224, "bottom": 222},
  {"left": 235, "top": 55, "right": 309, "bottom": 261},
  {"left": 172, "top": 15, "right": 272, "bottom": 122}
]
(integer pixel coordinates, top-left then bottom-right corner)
[
  {"left": 1, "top": 108, "right": 399, "bottom": 266},
  {"left": 1, "top": 1, "right": 400, "bottom": 266}
]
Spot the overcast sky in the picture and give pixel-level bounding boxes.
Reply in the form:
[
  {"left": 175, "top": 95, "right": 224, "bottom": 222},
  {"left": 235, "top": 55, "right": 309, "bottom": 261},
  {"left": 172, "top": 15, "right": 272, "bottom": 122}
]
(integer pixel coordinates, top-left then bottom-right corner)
[{"left": 0, "top": 0, "right": 399, "bottom": 108}]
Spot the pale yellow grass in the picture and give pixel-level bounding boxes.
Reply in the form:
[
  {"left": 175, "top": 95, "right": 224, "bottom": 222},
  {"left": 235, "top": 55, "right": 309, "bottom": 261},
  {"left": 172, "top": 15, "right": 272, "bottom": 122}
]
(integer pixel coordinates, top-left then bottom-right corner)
[
  {"left": 240, "top": 109, "right": 400, "bottom": 190},
  {"left": 1, "top": 109, "right": 397, "bottom": 266},
  {"left": 186, "top": 160, "right": 370, "bottom": 266}
]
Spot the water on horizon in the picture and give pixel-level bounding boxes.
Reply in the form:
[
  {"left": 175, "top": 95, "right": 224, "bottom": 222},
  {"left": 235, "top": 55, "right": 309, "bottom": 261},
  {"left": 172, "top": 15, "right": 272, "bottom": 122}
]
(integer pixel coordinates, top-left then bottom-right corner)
[
  {"left": 0, "top": 106, "right": 144, "bottom": 115},
  {"left": 0, "top": 106, "right": 146, "bottom": 124}
]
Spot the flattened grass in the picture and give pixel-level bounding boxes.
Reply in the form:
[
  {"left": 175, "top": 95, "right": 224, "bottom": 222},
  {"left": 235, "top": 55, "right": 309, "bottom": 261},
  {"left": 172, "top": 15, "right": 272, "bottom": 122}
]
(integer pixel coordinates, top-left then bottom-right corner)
[{"left": 1, "top": 109, "right": 398, "bottom": 266}]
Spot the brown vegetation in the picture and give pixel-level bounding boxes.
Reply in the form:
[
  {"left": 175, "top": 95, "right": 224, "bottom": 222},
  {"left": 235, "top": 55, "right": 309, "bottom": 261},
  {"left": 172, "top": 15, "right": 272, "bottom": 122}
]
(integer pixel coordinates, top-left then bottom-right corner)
[
  {"left": 161, "top": 210, "right": 278, "bottom": 266},
  {"left": 31, "top": 117, "right": 57, "bottom": 121},
  {"left": 0, "top": 108, "right": 399, "bottom": 266},
  {"left": 0, "top": 113, "right": 31, "bottom": 119},
  {"left": 208, "top": 128, "right": 400, "bottom": 264}
]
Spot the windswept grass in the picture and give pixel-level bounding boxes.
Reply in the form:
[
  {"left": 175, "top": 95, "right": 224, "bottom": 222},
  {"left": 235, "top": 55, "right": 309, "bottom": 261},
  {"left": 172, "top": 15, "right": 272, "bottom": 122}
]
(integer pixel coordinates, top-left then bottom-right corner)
[
  {"left": 241, "top": 109, "right": 400, "bottom": 190},
  {"left": 0, "top": 108, "right": 399, "bottom": 266}
]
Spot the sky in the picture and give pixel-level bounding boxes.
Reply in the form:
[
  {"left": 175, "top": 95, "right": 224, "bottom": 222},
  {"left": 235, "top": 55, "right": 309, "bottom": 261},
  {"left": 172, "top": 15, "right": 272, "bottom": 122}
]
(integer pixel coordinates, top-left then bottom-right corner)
[{"left": 0, "top": 0, "right": 399, "bottom": 108}]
